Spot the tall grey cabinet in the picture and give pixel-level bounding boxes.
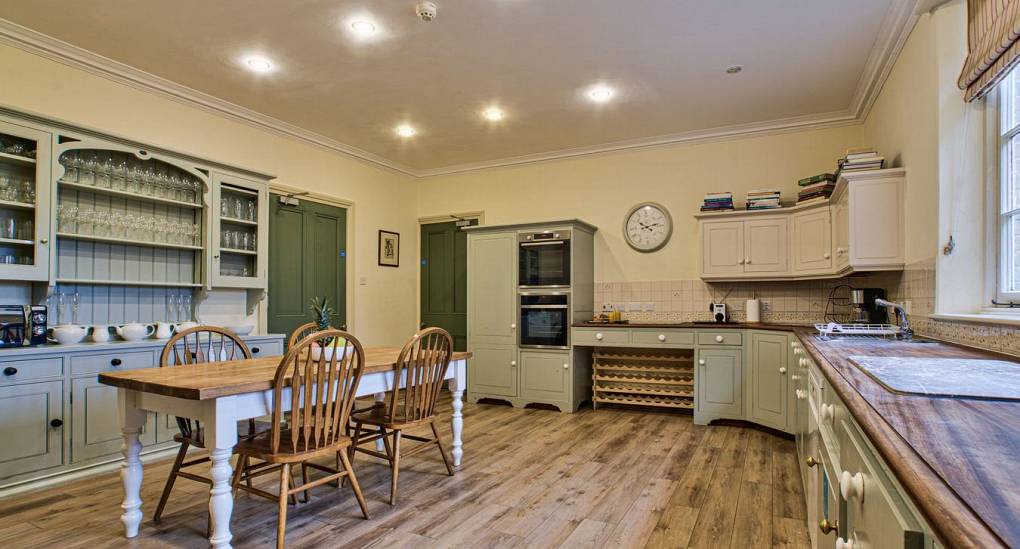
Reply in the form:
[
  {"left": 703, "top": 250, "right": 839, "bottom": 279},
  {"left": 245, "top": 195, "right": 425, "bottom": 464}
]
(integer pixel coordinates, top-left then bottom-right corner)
[{"left": 465, "top": 220, "right": 595, "bottom": 413}]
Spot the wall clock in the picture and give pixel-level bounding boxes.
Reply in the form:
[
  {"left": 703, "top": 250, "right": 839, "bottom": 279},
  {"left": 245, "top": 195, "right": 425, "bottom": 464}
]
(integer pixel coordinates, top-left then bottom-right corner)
[{"left": 624, "top": 202, "right": 673, "bottom": 252}]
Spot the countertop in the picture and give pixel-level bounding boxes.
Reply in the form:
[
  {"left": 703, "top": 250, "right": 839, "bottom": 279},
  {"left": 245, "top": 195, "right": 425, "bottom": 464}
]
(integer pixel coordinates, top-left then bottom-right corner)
[
  {"left": 572, "top": 321, "right": 812, "bottom": 331},
  {"left": 572, "top": 321, "right": 1019, "bottom": 547},
  {"left": 0, "top": 333, "right": 285, "bottom": 357}
]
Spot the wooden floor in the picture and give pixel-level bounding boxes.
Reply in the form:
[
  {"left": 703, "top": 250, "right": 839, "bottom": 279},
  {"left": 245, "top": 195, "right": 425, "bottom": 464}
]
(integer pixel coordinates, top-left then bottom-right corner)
[{"left": 0, "top": 394, "right": 809, "bottom": 548}]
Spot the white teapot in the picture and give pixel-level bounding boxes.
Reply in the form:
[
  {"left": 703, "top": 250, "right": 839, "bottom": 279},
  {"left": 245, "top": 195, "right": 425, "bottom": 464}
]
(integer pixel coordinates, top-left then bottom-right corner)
[
  {"left": 154, "top": 321, "right": 175, "bottom": 339},
  {"left": 90, "top": 325, "right": 112, "bottom": 343},
  {"left": 116, "top": 322, "right": 154, "bottom": 342},
  {"left": 47, "top": 325, "right": 88, "bottom": 345}
]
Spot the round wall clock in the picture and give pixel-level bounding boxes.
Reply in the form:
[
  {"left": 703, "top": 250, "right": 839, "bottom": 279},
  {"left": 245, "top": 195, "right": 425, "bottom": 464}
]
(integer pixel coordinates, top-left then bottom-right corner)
[{"left": 624, "top": 202, "right": 673, "bottom": 252}]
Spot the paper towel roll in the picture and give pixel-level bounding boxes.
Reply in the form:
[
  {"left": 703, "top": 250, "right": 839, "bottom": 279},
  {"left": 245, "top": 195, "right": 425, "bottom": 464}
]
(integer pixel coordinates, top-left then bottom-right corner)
[{"left": 746, "top": 299, "right": 761, "bottom": 322}]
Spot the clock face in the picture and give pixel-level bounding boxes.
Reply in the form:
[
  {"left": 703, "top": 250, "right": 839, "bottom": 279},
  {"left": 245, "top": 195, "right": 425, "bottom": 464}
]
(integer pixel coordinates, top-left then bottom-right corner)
[{"left": 624, "top": 203, "right": 672, "bottom": 252}]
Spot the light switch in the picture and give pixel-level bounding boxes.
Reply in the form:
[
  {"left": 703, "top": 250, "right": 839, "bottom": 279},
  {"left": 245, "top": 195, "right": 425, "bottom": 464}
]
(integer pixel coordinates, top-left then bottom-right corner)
[{"left": 359, "top": 276, "right": 368, "bottom": 286}]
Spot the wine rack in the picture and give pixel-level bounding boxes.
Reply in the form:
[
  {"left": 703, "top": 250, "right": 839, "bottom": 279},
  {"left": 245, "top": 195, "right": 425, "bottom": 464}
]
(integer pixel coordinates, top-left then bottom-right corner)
[{"left": 592, "top": 348, "right": 695, "bottom": 412}]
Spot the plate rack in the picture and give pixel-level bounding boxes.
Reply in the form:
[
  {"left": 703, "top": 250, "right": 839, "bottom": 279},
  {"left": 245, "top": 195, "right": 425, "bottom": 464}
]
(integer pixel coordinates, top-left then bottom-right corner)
[{"left": 592, "top": 348, "right": 695, "bottom": 412}]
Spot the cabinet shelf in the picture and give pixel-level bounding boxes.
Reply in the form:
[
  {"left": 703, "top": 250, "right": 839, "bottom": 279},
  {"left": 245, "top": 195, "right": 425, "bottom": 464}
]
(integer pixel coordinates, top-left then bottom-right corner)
[
  {"left": 594, "top": 362, "right": 693, "bottom": 374},
  {"left": 596, "top": 385, "right": 694, "bottom": 398},
  {"left": 0, "top": 198, "right": 35, "bottom": 210},
  {"left": 220, "top": 216, "right": 258, "bottom": 227},
  {"left": 593, "top": 352, "right": 693, "bottom": 363},
  {"left": 594, "top": 394, "right": 694, "bottom": 410},
  {"left": 56, "top": 278, "right": 202, "bottom": 288},
  {"left": 0, "top": 237, "right": 34, "bottom": 246},
  {"left": 57, "top": 232, "right": 203, "bottom": 251},
  {"left": 220, "top": 247, "right": 257, "bottom": 256},
  {"left": 59, "top": 181, "right": 203, "bottom": 210},
  {"left": 0, "top": 151, "right": 36, "bottom": 167},
  {"left": 594, "top": 373, "right": 693, "bottom": 387}
]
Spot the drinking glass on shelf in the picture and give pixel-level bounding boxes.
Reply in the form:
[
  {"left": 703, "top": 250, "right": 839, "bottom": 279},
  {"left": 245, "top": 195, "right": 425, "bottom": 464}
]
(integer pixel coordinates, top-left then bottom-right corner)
[
  {"left": 98, "top": 153, "right": 114, "bottom": 189},
  {"left": 240, "top": 232, "right": 251, "bottom": 251},
  {"left": 220, "top": 197, "right": 229, "bottom": 217},
  {"left": 0, "top": 175, "right": 13, "bottom": 202},
  {"left": 179, "top": 293, "right": 191, "bottom": 323},
  {"left": 0, "top": 216, "right": 13, "bottom": 239},
  {"left": 18, "top": 178, "right": 35, "bottom": 204},
  {"left": 18, "top": 219, "right": 33, "bottom": 241},
  {"left": 246, "top": 199, "right": 256, "bottom": 221},
  {"left": 54, "top": 293, "right": 66, "bottom": 325},
  {"left": 70, "top": 292, "right": 81, "bottom": 325},
  {"left": 113, "top": 156, "right": 128, "bottom": 191},
  {"left": 80, "top": 152, "right": 98, "bottom": 186},
  {"left": 233, "top": 197, "right": 244, "bottom": 220},
  {"left": 167, "top": 293, "right": 178, "bottom": 323},
  {"left": 126, "top": 159, "right": 141, "bottom": 194}
]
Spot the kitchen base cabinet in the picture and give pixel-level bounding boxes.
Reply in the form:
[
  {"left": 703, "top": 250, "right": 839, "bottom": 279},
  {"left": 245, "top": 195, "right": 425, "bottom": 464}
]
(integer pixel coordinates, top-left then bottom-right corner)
[
  {"left": 748, "top": 331, "right": 789, "bottom": 431},
  {"left": 695, "top": 348, "right": 743, "bottom": 423},
  {"left": 519, "top": 349, "right": 570, "bottom": 411},
  {"left": 71, "top": 377, "right": 156, "bottom": 462},
  {"left": 467, "top": 344, "right": 518, "bottom": 401},
  {"left": 0, "top": 381, "right": 63, "bottom": 479}
]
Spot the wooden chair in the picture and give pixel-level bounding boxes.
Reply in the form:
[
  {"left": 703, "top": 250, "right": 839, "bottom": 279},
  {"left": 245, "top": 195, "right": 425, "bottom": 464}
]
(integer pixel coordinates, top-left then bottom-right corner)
[
  {"left": 349, "top": 327, "right": 456, "bottom": 505},
  {"left": 231, "top": 329, "right": 370, "bottom": 549},
  {"left": 154, "top": 326, "right": 263, "bottom": 526},
  {"left": 287, "top": 321, "right": 320, "bottom": 349}
]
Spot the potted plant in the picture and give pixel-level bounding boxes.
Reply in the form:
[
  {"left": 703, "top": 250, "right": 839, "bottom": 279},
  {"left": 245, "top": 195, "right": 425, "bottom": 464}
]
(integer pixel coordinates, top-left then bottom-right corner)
[{"left": 309, "top": 297, "right": 346, "bottom": 360}]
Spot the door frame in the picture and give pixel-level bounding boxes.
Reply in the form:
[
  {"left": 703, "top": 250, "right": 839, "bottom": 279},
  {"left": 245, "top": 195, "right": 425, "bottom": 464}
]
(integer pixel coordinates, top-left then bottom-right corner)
[
  {"left": 416, "top": 211, "right": 484, "bottom": 331},
  {"left": 265, "top": 182, "right": 354, "bottom": 335}
]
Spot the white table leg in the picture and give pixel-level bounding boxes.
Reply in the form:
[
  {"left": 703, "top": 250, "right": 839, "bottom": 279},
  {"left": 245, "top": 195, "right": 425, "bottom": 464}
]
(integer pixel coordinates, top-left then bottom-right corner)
[
  {"left": 204, "top": 397, "right": 239, "bottom": 549},
  {"left": 118, "top": 390, "right": 147, "bottom": 538},
  {"left": 374, "top": 391, "right": 386, "bottom": 452},
  {"left": 448, "top": 359, "right": 467, "bottom": 469}
]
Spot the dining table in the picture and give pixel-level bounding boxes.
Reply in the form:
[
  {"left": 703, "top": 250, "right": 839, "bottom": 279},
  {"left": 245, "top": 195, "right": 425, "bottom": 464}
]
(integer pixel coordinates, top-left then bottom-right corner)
[{"left": 98, "top": 347, "right": 471, "bottom": 549}]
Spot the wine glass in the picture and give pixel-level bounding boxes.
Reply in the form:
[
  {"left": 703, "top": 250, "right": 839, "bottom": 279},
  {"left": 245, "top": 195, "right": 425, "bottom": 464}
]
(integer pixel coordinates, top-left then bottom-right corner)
[
  {"left": 71, "top": 292, "right": 81, "bottom": 325},
  {"left": 113, "top": 156, "right": 128, "bottom": 191},
  {"left": 99, "top": 153, "right": 114, "bottom": 189},
  {"left": 167, "top": 293, "right": 178, "bottom": 323},
  {"left": 246, "top": 200, "right": 256, "bottom": 221},
  {"left": 179, "top": 293, "right": 191, "bottom": 322},
  {"left": 81, "top": 152, "right": 98, "bottom": 186}
]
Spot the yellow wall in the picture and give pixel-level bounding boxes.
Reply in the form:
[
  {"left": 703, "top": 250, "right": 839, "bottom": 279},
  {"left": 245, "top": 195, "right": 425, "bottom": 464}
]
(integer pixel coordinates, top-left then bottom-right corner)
[
  {"left": 418, "top": 125, "right": 862, "bottom": 282},
  {"left": 0, "top": 43, "right": 419, "bottom": 346}
]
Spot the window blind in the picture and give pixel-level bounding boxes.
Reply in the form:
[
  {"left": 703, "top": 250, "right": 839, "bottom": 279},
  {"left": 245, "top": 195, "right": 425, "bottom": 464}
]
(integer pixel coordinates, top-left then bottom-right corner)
[{"left": 959, "top": 0, "right": 1020, "bottom": 101}]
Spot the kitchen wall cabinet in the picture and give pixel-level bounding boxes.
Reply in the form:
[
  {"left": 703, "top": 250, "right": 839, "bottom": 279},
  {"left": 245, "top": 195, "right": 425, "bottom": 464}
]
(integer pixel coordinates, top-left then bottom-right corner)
[
  {"left": 210, "top": 172, "right": 269, "bottom": 289},
  {"left": 0, "top": 117, "right": 52, "bottom": 281},
  {"left": 748, "top": 331, "right": 789, "bottom": 431},
  {"left": 791, "top": 207, "right": 833, "bottom": 274},
  {"left": 696, "top": 347, "right": 743, "bottom": 421},
  {"left": 696, "top": 168, "right": 905, "bottom": 281}
]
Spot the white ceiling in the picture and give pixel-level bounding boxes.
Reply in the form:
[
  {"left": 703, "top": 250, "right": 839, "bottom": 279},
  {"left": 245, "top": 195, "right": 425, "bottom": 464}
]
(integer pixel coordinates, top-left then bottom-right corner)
[{"left": 0, "top": 0, "right": 905, "bottom": 175}]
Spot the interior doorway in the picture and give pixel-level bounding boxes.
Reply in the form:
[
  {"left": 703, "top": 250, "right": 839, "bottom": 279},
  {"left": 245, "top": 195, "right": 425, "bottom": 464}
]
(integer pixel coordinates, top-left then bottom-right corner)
[
  {"left": 420, "top": 218, "right": 478, "bottom": 351},
  {"left": 267, "top": 193, "right": 348, "bottom": 345}
]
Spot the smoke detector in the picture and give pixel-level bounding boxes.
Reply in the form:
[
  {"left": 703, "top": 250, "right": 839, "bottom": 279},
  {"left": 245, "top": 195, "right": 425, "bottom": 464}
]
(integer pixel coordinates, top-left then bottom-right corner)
[{"left": 416, "top": 1, "right": 438, "bottom": 21}]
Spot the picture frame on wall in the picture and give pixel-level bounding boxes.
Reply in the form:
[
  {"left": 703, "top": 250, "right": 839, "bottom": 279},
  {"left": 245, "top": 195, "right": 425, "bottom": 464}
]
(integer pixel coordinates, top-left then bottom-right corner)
[{"left": 378, "top": 230, "right": 400, "bottom": 267}]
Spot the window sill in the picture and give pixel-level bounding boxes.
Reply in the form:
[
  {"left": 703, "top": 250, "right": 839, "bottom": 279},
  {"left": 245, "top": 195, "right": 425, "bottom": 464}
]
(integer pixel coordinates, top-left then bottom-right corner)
[{"left": 929, "top": 312, "right": 1020, "bottom": 327}]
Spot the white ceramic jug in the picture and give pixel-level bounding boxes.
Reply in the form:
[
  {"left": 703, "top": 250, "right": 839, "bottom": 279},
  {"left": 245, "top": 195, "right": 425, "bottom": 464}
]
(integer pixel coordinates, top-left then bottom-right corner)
[
  {"left": 116, "top": 322, "right": 154, "bottom": 341},
  {"left": 47, "top": 325, "right": 88, "bottom": 345},
  {"left": 154, "top": 322, "right": 175, "bottom": 339},
  {"left": 90, "top": 325, "right": 112, "bottom": 343}
]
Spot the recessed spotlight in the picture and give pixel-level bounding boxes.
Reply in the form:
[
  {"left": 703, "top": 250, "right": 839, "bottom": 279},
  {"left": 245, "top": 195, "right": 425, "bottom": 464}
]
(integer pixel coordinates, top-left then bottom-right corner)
[
  {"left": 243, "top": 56, "right": 274, "bottom": 74},
  {"left": 586, "top": 84, "right": 615, "bottom": 103},
  {"left": 482, "top": 106, "right": 505, "bottom": 122},
  {"left": 350, "top": 19, "right": 377, "bottom": 37},
  {"left": 725, "top": 65, "right": 743, "bottom": 74},
  {"left": 395, "top": 124, "right": 417, "bottom": 138}
]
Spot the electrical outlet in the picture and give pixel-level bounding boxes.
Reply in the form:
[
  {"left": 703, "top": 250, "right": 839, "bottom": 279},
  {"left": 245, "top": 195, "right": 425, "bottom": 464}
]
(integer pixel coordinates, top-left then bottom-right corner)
[
  {"left": 643, "top": 302, "right": 655, "bottom": 311},
  {"left": 761, "top": 300, "right": 771, "bottom": 312},
  {"left": 628, "top": 302, "right": 642, "bottom": 312},
  {"left": 672, "top": 290, "right": 682, "bottom": 298}
]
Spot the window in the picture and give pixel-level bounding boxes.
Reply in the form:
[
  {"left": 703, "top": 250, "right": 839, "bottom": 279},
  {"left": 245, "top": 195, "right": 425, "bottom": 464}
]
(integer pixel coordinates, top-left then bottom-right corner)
[{"left": 996, "top": 68, "right": 1020, "bottom": 303}]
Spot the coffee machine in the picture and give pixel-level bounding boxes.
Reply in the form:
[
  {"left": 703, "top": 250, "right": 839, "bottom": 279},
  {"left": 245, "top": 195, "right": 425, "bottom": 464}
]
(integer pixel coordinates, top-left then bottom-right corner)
[{"left": 850, "top": 288, "right": 887, "bottom": 324}]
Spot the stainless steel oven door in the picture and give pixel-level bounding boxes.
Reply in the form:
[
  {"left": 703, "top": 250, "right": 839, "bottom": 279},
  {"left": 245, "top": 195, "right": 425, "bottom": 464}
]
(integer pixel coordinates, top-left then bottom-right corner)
[
  {"left": 519, "top": 292, "right": 569, "bottom": 349},
  {"left": 519, "top": 231, "right": 571, "bottom": 288}
]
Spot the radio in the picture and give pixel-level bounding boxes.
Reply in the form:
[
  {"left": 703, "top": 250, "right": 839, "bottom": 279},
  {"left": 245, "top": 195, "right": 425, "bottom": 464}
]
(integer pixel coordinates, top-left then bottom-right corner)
[{"left": 710, "top": 303, "right": 729, "bottom": 323}]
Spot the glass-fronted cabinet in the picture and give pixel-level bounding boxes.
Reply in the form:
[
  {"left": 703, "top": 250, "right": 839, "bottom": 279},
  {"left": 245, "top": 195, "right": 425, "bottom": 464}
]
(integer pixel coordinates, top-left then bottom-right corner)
[
  {"left": 0, "top": 118, "right": 51, "bottom": 281},
  {"left": 210, "top": 172, "right": 267, "bottom": 288}
]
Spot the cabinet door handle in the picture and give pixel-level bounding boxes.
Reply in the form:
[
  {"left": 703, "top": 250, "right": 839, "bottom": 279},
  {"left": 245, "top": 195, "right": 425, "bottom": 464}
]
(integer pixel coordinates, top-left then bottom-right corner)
[
  {"left": 510, "top": 360, "right": 517, "bottom": 367},
  {"left": 738, "top": 259, "right": 745, "bottom": 265},
  {"left": 3, "top": 367, "right": 17, "bottom": 376},
  {"left": 50, "top": 418, "right": 63, "bottom": 428},
  {"left": 714, "top": 335, "right": 724, "bottom": 342},
  {"left": 790, "top": 341, "right": 799, "bottom": 349},
  {"left": 818, "top": 519, "right": 838, "bottom": 535},
  {"left": 252, "top": 347, "right": 260, "bottom": 354},
  {"left": 835, "top": 538, "right": 855, "bottom": 549},
  {"left": 796, "top": 389, "right": 807, "bottom": 400},
  {"left": 823, "top": 252, "right": 830, "bottom": 259},
  {"left": 744, "top": 258, "right": 751, "bottom": 264},
  {"left": 699, "top": 359, "right": 706, "bottom": 365},
  {"left": 658, "top": 334, "right": 666, "bottom": 342},
  {"left": 804, "top": 456, "right": 819, "bottom": 468},
  {"left": 40, "top": 238, "right": 49, "bottom": 244},
  {"left": 791, "top": 374, "right": 801, "bottom": 380},
  {"left": 595, "top": 332, "right": 604, "bottom": 340},
  {"left": 799, "top": 357, "right": 809, "bottom": 367},
  {"left": 511, "top": 323, "right": 516, "bottom": 330},
  {"left": 839, "top": 470, "right": 864, "bottom": 501},
  {"left": 779, "top": 367, "right": 787, "bottom": 374},
  {"left": 562, "top": 363, "right": 569, "bottom": 369},
  {"left": 794, "top": 348, "right": 803, "bottom": 355},
  {"left": 110, "top": 358, "right": 122, "bottom": 366}
]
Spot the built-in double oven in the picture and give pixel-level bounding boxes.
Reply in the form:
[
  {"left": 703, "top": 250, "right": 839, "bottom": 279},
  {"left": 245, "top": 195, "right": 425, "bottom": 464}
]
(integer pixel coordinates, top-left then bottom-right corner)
[{"left": 518, "top": 229, "right": 572, "bottom": 349}]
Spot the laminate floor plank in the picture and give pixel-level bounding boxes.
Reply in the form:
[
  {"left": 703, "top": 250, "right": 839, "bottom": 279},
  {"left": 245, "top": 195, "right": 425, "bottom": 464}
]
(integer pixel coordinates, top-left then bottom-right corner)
[{"left": 0, "top": 393, "right": 809, "bottom": 548}]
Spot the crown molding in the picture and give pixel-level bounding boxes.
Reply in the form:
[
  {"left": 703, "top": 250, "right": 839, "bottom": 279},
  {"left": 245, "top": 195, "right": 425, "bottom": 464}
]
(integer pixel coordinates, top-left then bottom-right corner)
[
  {"left": 0, "top": 18, "right": 419, "bottom": 178},
  {"left": 0, "top": 2, "right": 920, "bottom": 179}
]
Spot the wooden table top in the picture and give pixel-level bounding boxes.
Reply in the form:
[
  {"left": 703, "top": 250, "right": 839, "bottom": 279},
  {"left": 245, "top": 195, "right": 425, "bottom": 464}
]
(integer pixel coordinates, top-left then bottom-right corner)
[{"left": 98, "top": 347, "right": 471, "bottom": 401}]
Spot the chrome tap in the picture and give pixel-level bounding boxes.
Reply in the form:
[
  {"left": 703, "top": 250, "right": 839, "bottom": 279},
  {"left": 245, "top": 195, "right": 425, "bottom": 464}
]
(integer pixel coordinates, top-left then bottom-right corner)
[{"left": 875, "top": 298, "right": 913, "bottom": 340}]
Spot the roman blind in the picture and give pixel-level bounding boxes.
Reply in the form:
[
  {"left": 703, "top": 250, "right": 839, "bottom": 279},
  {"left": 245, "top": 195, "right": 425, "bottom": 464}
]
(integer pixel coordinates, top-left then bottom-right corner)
[{"left": 959, "top": 0, "right": 1020, "bottom": 101}]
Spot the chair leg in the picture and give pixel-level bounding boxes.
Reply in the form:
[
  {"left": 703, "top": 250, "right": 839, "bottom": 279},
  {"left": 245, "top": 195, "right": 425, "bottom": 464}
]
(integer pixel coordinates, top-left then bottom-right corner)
[
  {"left": 288, "top": 465, "right": 299, "bottom": 505},
  {"left": 431, "top": 422, "right": 455, "bottom": 476},
  {"left": 339, "top": 450, "right": 370, "bottom": 520},
  {"left": 244, "top": 455, "right": 253, "bottom": 488},
  {"left": 381, "top": 426, "right": 393, "bottom": 460},
  {"left": 276, "top": 465, "right": 290, "bottom": 549},
  {"left": 390, "top": 430, "right": 402, "bottom": 506},
  {"left": 231, "top": 451, "right": 247, "bottom": 495},
  {"left": 153, "top": 440, "right": 189, "bottom": 523}
]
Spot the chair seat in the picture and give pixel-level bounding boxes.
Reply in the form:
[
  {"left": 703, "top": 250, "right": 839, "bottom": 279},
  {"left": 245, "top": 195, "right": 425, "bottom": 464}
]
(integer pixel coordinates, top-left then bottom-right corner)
[
  {"left": 350, "top": 406, "right": 434, "bottom": 430},
  {"left": 172, "top": 420, "right": 272, "bottom": 447},
  {"left": 235, "top": 430, "right": 352, "bottom": 463}
]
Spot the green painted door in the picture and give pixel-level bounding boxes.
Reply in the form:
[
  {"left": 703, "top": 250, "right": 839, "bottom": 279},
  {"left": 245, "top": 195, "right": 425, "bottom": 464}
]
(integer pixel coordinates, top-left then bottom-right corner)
[
  {"left": 268, "top": 195, "right": 347, "bottom": 345},
  {"left": 420, "top": 220, "right": 474, "bottom": 351}
]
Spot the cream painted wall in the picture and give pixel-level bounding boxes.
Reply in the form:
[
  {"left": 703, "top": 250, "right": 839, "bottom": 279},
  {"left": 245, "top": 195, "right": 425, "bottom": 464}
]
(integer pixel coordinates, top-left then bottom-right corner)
[
  {"left": 0, "top": 43, "right": 419, "bottom": 346},
  {"left": 418, "top": 125, "right": 863, "bottom": 282}
]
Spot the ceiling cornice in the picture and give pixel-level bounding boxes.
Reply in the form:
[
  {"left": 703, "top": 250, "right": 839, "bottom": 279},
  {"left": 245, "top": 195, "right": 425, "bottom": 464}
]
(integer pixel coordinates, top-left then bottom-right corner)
[{"left": 0, "top": 2, "right": 920, "bottom": 179}]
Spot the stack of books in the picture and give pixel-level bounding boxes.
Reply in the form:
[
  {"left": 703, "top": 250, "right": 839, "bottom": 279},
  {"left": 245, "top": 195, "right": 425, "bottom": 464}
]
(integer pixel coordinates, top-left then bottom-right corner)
[
  {"left": 797, "top": 173, "right": 836, "bottom": 203},
  {"left": 701, "top": 192, "right": 734, "bottom": 212},
  {"left": 838, "top": 148, "right": 885, "bottom": 173},
  {"left": 745, "top": 189, "right": 782, "bottom": 210}
]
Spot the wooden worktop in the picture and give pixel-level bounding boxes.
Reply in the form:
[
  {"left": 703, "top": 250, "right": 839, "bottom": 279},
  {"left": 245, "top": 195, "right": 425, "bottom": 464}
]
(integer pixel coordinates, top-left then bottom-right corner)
[
  {"left": 98, "top": 348, "right": 472, "bottom": 401},
  {"left": 575, "top": 320, "right": 1019, "bottom": 547},
  {"left": 572, "top": 321, "right": 811, "bottom": 330}
]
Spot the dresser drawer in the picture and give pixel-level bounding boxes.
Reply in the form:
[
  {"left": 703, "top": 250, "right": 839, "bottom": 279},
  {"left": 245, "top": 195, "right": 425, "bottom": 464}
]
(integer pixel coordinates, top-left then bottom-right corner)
[
  {"left": 0, "top": 357, "right": 64, "bottom": 384},
  {"left": 630, "top": 329, "right": 694, "bottom": 347},
  {"left": 572, "top": 328, "right": 630, "bottom": 346},
  {"left": 70, "top": 350, "right": 155, "bottom": 376},
  {"left": 697, "top": 331, "right": 743, "bottom": 346},
  {"left": 247, "top": 339, "right": 283, "bottom": 357}
]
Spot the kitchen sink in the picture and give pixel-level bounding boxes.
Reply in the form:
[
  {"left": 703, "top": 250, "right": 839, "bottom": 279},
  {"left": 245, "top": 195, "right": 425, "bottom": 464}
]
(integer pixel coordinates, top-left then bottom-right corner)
[{"left": 849, "top": 356, "right": 1020, "bottom": 401}]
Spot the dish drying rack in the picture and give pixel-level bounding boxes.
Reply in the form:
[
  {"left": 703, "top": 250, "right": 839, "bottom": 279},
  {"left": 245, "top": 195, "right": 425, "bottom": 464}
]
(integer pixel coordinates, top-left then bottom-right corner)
[{"left": 814, "top": 323, "right": 903, "bottom": 339}]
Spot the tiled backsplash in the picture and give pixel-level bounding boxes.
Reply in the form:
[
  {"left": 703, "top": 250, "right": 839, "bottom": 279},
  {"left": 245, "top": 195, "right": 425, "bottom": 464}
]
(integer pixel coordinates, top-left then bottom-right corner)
[{"left": 595, "top": 258, "right": 1020, "bottom": 357}]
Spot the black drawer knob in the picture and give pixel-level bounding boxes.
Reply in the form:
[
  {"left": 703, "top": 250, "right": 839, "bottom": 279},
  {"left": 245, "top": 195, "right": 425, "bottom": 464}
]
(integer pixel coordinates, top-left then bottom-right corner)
[
  {"left": 3, "top": 367, "right": 17, "bottom": 376},
  {"left": 110, "top": 358, "right": 122, "bottom": 366},
  {"left": 50, "top": 419, "right": 63, "bottom": 428},
  {"left": 252, "top": 347, "right": 260, "bottom": 354}
]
